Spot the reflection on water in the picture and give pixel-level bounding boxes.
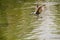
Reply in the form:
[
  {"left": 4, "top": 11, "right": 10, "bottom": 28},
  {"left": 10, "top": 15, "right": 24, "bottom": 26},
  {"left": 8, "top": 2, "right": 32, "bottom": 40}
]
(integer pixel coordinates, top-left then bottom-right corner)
[{"left": 22, "top": 2, "right": 60, "bottom": 40}]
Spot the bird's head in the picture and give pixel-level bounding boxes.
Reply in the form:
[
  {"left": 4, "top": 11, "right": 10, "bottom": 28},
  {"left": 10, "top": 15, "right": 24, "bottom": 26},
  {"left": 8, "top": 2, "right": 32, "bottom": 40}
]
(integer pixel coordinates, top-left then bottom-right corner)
[{"left": 41, "top": 4, "right": 46, "bottom": 11}]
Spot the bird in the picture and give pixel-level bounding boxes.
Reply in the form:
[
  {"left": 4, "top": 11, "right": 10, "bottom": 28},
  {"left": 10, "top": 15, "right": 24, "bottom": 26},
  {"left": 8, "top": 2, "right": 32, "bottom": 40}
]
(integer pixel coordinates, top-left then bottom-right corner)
[{"left": 35, "top": 5, "right": 46, "bottom": 16}]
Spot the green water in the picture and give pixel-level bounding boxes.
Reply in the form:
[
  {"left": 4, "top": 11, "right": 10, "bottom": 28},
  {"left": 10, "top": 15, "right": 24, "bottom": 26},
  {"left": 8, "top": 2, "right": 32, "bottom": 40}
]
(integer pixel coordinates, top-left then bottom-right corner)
[{"left": 0, "top": 0, "right": 60, "bottom": 40}]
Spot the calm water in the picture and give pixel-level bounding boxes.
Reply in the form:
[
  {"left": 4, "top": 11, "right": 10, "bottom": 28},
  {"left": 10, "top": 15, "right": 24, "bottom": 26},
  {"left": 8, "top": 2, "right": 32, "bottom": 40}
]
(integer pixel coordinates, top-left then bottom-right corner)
[{"left": 0, "top": 0, "right": 60, "bottom": 40}]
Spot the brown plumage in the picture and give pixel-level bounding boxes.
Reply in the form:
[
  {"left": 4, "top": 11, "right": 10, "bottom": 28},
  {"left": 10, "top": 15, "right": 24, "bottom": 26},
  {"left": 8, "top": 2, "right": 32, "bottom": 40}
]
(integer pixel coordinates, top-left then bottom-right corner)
[{"left": 36, "top": 5, "right": 45, "bottom": 15}]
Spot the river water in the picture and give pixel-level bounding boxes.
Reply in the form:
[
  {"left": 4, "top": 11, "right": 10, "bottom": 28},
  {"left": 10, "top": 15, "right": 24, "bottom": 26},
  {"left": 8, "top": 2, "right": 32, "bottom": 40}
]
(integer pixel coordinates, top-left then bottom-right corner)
[
  {"left": 1, "top": 0, "right": 60, "bottom": 40},
  {"left": 18, "top": 2, "right": 60, "bottom": 40}
]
